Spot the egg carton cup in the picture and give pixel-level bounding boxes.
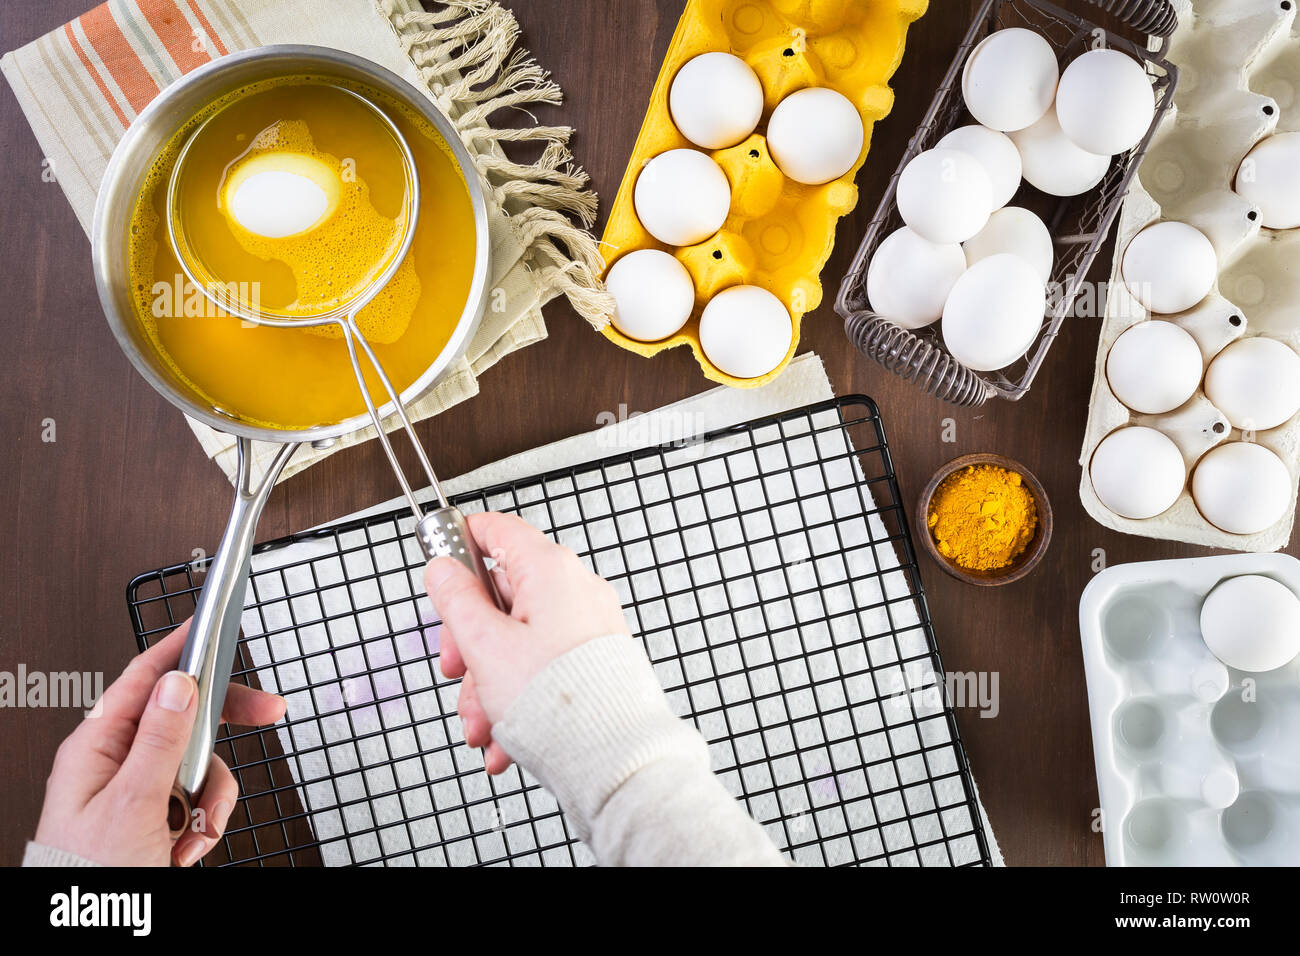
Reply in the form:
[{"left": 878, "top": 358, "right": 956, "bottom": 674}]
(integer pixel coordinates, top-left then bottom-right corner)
[
  {"left": 1080, "top": 553, "right": 1300, "bottom": 866},
  {"left": 835, "top": 0, "right": 1179, "bottom": 407},
  {"left": 598, "top": 0, "right": 929, "bottom": 389},
  {"left": 1078, "top": 0, "right": 1300, "bottom": 551}
]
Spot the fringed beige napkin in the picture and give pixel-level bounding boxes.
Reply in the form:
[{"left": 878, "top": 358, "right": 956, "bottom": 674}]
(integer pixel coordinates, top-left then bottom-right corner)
[{"left": 2, "top": 0, "right": 612, "bottom": 483}]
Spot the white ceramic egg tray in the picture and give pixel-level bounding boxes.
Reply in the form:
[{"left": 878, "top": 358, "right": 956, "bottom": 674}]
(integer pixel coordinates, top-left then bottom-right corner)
[
  {"left": 1079, "top": 0, "right": 1300, "bottom": 551},
  {"left": 1080, "top": 552, "right": 1300, "bottom": 866}
]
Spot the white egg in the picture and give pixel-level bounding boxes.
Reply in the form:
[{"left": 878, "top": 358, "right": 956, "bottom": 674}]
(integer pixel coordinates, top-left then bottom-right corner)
[
  {"left": 896, "top": 147, "right": 993, "bottom": 244},
  {"left": 937, "top": 124, "right": 1022, "bottom": 208},
  {"left": 1205, "top": 337, "right": 1300, "bottom": 432},
  {"left": 1192, "top": 441, "right": 1293, "bottom": 535},
  {"left": 605, "top": 249, "right": 695, "bottom": 342},
  {"left": 1106, "top": 321, "right": 1204, "bottom": 415},
  {"left": 1010, "top": 106, "right": 1111, "bottom": 197},
  {"left": 962, "top": 206, "right": 1053, "bottom": 282},
  {"left": 1200, "top": 575, "right": 1300, "bottom": 673},
  {"left": 229, "top": 169, "right": 330, "bottom": 237},
  {"left": 634, "top": 149, "right": 731, "bottom": 247},
  {"left": 1190, "top": 442, "right": 1294, "bottom": 535},
  {"left": 941, "top": 253, "right": 1045, "bottom": 371},
  {"left": 698, "top": 285, "right": 792, "bottom": 378},
  {"left": 669, "top": 52, "right": 764, "bottom": 150},
  {"left": 1090, "top": 426, "right": 1186, "bottom": 520},
  {"left": 962, "top": 28, "right": 1058, "bottom": 132},
  {"left": 1055, "top": 49, "right": 1156, "bottom": 156},
  {"left": 866, "top": 227, "right": 967, "bottom": 330},
  {"left": 1121, "top": 221, "right": 1217, "bottom": 314},
  {"left": 1235, "top": 132, "right": 1300, "bottom": 230},
  {"left": 766, "top": 87, "right": 864, "bottom": 185}
]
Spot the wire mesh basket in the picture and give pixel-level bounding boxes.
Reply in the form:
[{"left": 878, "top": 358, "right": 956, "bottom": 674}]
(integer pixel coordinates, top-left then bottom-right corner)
[{"left": 835, "top": 0, "right": 1179, "bottom": 406}]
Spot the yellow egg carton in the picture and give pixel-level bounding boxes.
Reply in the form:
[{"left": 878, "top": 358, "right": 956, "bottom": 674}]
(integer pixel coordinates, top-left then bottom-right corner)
[{"left": 599, "top": 0, "right": 929, "bottom": 388}]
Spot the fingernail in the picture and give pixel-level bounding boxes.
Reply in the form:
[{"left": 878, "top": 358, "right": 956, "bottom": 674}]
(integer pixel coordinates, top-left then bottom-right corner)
[
  {"left": 175, "top": 837, "right": 205, "bottom": 867},
  {"left": 425, "top": 556, "right": 460, "bottom": 594},
  {"left": 210, "top": 800, "right": 233, "bottom": 835},
  {"left": 158, "top": 671, "right": 195, "bottom": 712}
]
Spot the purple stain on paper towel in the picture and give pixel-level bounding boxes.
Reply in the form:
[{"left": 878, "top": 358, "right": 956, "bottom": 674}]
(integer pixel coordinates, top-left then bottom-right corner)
[
  {"left": 372, "top": 669, "right": 406, "bottom": 702},
  {"left": 807, "top": 759, "right": 841, "bottom": 802},
  {"left": 418, "top": 599, "right": 442, "bottom": 656},
  {"left": 395, "top": 628, "right": 431, "bottom": 660},
  {"left": 315, "top": 684, "right": 344, "bottom": 712},
  {"left": 340, "top": 669, "right": 412, "bottom": 724},
  {"left": 341, "top": 676, "right": 373, "bottom": 707}
]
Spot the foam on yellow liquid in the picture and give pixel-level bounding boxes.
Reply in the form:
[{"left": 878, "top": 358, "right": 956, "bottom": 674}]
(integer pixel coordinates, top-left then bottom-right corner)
[
  {"left": 128, "top": 77, "right": 476, "bottom": 429},
  {"left": 213, "top": 118, "right": 420, "bottom": 343}
]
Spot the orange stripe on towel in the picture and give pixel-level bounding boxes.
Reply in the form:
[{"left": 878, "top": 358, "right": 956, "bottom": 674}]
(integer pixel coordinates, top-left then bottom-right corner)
[
  {"left": 63, "top": 22, "right": 130, "bottom": 128},
  {"left": 183, "top": 0, "right": 229, "bottom": 58},
  {"left": 79, "top": 2, "right": 160, "bottom": 114},
  {"left": 140, "top": 0, "right": 212, "bottom": 73}
]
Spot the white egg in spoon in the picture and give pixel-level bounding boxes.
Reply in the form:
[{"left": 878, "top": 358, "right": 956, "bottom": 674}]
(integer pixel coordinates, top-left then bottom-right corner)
[{"left": 224, "top": 152, "right": 340, "bottom": 238}]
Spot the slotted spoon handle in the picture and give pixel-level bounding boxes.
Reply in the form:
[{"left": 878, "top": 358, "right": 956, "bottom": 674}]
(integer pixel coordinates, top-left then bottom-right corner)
[
  {"left": 416, "top": 506, "right": 503, "bottom": 608},
  {"left": 333, "top": 322, "right": 503, "bottom": 610}
]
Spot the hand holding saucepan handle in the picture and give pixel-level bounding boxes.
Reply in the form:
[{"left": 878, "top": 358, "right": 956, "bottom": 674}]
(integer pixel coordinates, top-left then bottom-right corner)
[
  {"left": 35, "top": 617, "right": 286, "bottom": 866},
  {"left": 170, "top": 437, "right": 298, "bottom": 834}
]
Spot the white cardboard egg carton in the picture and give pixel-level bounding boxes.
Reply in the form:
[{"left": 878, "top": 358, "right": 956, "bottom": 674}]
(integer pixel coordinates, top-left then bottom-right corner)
[
  {"left": 1079, "top": 0, "right": 1300, "bottom": 551},
  {"left": 1080, "top": 553, "right": 1300, "bottom": 866}
]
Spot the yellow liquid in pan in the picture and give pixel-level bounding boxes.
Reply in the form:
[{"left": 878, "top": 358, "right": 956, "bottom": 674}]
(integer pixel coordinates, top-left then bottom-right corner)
[{"left": 127, "top": 77, "right": 477, "bottom": 430}]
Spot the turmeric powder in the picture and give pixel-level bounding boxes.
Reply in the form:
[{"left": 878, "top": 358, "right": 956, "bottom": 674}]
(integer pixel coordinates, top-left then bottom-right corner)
[{"left": 927, "top": 464, "right": 1037, "bottom": 572}]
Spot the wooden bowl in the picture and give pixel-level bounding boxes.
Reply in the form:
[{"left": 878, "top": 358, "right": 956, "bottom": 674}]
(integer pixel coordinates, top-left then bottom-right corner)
[{"left": 917, "top": 453, "right": 1053, "bottom": 587}]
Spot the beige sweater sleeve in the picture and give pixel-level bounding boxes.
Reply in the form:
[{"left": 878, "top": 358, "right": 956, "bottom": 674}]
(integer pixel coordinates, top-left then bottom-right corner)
[
  {"left": 492, "top": 633, "right": 787, "bottom": 867},
  {"left": 23, "top": 841, "right": 100, "bottom": 866}
]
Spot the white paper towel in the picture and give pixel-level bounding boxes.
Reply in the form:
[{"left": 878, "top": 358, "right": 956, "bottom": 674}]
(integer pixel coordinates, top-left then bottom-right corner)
[{"left": 235, "top": 353, "right": 1002, "bottom": 866}]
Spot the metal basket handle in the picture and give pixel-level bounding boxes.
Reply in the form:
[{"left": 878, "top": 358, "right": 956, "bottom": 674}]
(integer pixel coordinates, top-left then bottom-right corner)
[
  {"left": 1083, "top": 0, "right": 1178, "bottom": 37},
  {"left": 844, "top": 312, "right": 998, "bottom": 407}
]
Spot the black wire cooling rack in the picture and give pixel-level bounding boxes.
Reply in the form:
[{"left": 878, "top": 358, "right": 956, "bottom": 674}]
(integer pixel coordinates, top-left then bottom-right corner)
[{"left": 127, "top": 396, "right": 991, "bottom": 867}]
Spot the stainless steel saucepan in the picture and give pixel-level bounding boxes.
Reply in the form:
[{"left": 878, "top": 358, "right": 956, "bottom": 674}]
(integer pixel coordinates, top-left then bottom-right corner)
[{"left": 91, "top": 46, "right": 491, "bottom": 826}]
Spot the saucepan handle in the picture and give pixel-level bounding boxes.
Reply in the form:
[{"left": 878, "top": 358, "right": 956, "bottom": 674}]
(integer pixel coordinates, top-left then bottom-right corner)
[
  {"left": 170, "top": 436, "right": 299, "bottom": 837},
  {"left": 416, "top": 506, "right": 504, "bottom": 610}
]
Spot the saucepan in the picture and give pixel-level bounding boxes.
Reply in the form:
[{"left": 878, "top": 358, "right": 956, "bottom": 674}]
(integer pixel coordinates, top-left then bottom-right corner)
[{"left": 91, "top": 46, "right": 490, "bottom": 824}]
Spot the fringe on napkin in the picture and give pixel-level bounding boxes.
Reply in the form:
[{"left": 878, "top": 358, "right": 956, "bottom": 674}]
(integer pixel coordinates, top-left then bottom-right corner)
[{"left": 377, "top": 0, "right": 614, "bottom": 329}]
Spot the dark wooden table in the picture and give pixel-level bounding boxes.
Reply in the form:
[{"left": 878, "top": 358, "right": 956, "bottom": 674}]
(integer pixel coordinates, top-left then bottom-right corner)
[{"left": 0, "top": 0, "right": 1261, "bottom": 867}]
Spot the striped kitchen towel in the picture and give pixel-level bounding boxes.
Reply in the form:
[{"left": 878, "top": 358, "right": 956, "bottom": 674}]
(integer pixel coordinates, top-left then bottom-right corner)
[{"left": 2, "top": 0, "right": 613, "bottom": 484}]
